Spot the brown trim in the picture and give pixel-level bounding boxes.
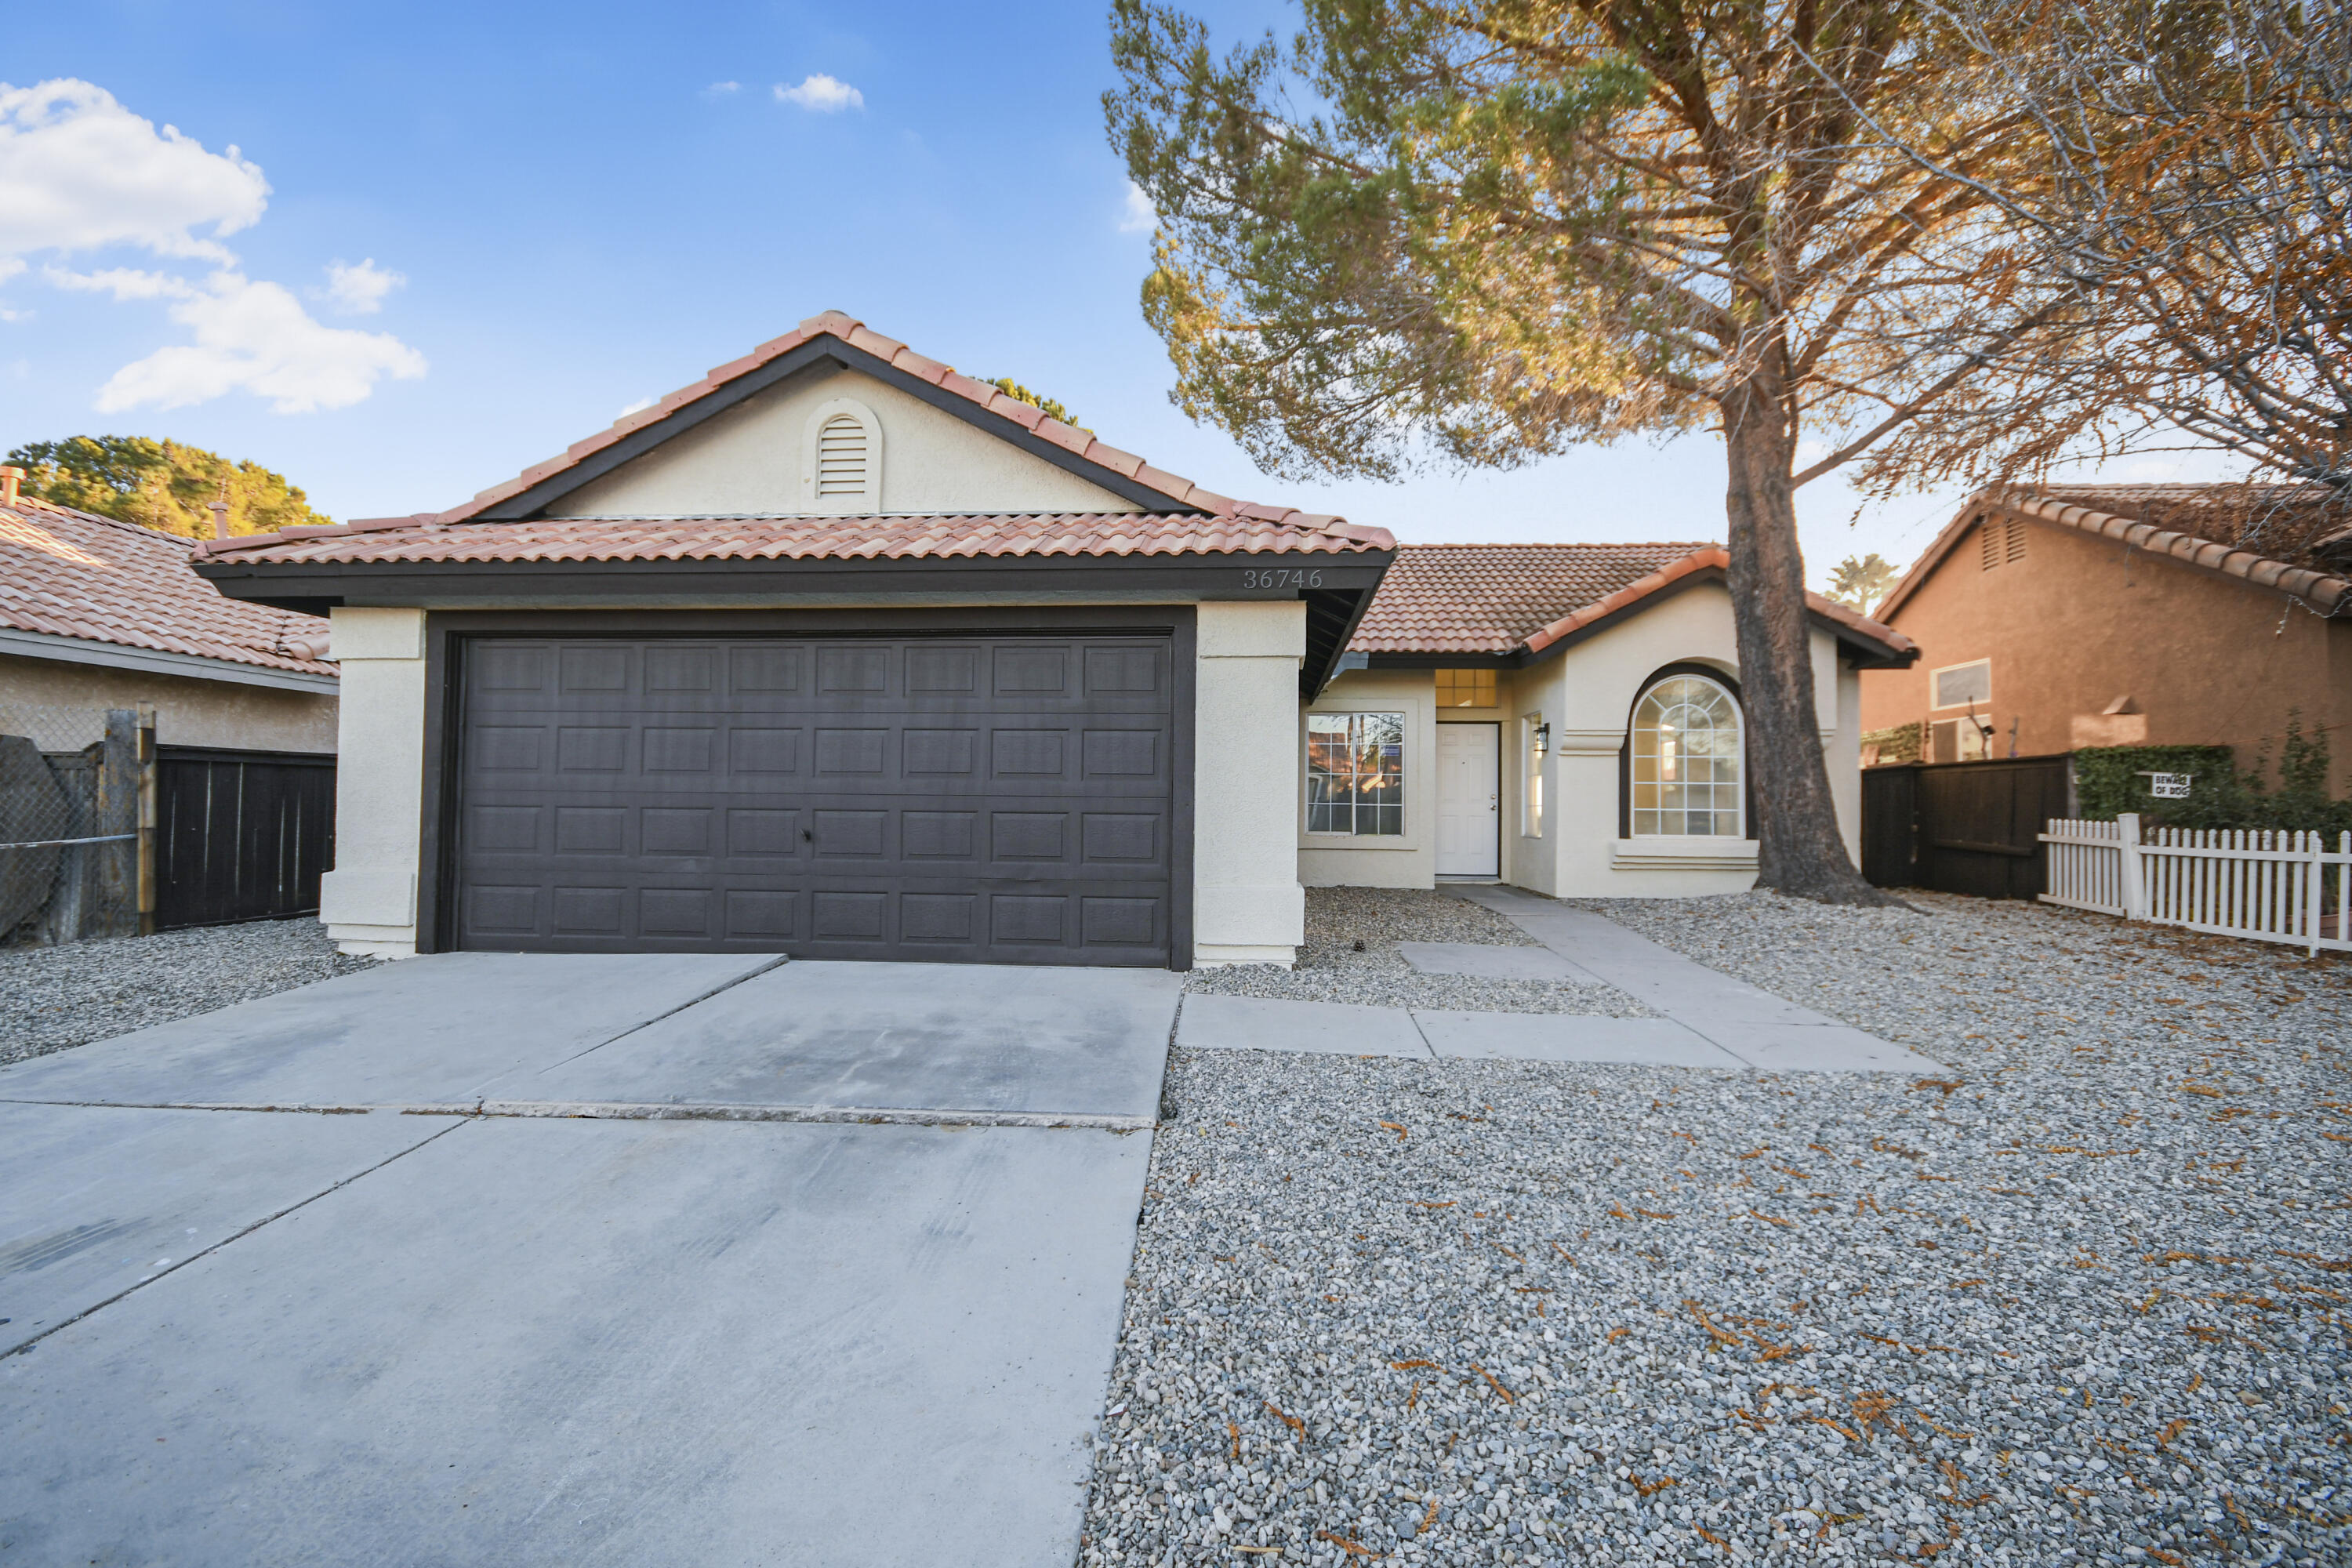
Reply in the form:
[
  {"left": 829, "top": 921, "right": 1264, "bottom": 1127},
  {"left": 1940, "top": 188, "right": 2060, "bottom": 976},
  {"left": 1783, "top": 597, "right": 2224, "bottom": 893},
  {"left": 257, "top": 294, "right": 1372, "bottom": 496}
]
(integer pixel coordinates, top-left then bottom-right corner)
[
  {"left": 1618, "top": 662, "right": 1757, "bottom": 842},
  {"left": 1361, "top": 571, "right": 1911, "bottom": 670},
  {"left": 192, "top": 550, "right": 1392, "bottom": 614},
  {"left": 474, "top": 339, "right": 1204, "bottom": 520},
  {"left": 415, "top": 604, "right": 1199, "bottom": 967}
]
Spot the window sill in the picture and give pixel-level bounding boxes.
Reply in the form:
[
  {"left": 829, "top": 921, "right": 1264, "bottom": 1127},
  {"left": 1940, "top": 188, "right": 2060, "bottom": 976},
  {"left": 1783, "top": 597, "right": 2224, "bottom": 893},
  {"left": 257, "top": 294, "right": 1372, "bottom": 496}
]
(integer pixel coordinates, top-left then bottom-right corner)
[
  {"left": 1610, "top": 837, "right": 1759, "bottom": 872},
  {"left": 1300, "top": 833, "right": 1419, "bottom": 851}
]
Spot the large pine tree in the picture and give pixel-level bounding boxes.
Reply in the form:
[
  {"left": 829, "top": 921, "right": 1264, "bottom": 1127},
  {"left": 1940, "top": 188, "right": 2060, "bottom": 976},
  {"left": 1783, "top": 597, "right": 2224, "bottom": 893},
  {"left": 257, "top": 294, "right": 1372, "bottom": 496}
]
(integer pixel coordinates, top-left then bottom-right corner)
[{"left": 7, "top": 435, "right": 330, "bottom": 540}]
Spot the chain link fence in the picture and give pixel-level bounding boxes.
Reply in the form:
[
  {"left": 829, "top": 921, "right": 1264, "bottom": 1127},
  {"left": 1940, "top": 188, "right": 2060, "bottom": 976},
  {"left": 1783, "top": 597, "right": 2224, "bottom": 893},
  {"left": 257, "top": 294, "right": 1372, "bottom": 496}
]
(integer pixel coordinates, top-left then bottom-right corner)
[{"left": 0, "top": 702, "right": 149, "bottom": 946}]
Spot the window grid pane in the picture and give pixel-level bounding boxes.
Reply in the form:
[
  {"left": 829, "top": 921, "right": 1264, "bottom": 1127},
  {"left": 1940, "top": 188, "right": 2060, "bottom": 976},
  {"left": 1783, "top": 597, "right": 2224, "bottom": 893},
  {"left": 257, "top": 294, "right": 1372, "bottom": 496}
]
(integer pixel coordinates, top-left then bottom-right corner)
[
  {"left": 1305, "top": 711, "right": 1406, "bottom": 836},
  {"left": 1436, "top": 669, "right": 1497, "bottom": 709},
  {"left": 1630, "top": 677, "right": 1741, "bottom": 837}
]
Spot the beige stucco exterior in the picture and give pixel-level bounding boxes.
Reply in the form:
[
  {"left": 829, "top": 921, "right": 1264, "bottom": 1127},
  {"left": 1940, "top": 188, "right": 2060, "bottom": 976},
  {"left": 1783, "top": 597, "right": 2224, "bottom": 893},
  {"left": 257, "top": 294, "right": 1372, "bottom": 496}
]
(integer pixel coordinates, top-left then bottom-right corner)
[
  {"left": 1194, "top": 601, "right": 1309, "bottom": 964},
  {"left": 1301, "top": 581, "right": 1864, "bottom": 898},
  {"left": 318, "top": 608, "right": 427, "bottom": 956},
  {"left": 1, "top": 652, "right": 337, "bottom": 753},
  {"left": 555, "top": 365, "right": 1142, "bottom": 519}
]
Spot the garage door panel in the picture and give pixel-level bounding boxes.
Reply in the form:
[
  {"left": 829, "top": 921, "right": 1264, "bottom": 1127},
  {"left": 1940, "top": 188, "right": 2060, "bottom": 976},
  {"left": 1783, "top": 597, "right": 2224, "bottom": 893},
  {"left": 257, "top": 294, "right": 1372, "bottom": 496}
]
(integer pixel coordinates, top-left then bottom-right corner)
[{"left": 455, "top": 633, "right": 1174, "bottom": 964}]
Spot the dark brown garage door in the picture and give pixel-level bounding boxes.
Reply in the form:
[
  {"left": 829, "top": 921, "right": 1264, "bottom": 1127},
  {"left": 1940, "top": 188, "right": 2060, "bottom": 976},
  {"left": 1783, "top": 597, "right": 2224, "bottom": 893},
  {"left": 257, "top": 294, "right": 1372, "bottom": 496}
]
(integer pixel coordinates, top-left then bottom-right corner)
[{"left": 449, "top": 633, "right": 1177, "bottom": 964}]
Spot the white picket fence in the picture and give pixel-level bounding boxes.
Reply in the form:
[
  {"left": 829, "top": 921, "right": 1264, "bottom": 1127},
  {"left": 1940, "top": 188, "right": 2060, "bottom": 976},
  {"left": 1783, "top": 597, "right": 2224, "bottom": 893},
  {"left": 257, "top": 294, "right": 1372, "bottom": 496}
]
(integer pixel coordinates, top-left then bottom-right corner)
[{"left": 2041, "top": 812, "right": 2352, "bottom": 953}]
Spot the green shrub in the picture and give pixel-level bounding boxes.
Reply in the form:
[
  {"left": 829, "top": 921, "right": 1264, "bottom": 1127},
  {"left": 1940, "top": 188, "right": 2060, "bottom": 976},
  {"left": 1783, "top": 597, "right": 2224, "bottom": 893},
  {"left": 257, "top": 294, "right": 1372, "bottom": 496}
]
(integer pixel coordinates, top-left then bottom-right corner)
[{"left": 2074, "top": 715, "right": 2352, "bottom": 836}]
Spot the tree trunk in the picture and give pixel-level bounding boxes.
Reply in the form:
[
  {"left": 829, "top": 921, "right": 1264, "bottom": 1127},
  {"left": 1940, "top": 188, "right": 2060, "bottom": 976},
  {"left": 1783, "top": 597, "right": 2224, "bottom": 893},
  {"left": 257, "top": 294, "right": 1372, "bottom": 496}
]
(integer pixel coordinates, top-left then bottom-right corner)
[{"left": 1721, "top": 366, "right": 1894, "bottom": 906}]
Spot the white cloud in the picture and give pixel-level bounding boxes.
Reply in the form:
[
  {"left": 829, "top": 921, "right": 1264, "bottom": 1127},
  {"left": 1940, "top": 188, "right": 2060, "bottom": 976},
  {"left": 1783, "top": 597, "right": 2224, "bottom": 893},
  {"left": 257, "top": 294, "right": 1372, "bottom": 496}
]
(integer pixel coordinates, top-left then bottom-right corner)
[
  {"left": 0, "top": 78, "right": 268, "bottom": 263},
  {"left": 704, "top": 81, "right": 741, "bottom": 97},
  {"left": 2, "top": 79, "right": 426, "bottom": 414},
  {"left": 321, "top": 257, "right": 401, "bottom": 314},
  {"left": 49, "top": 267, "right": 426, "bottom": 413},
  {"left": 775, "top": 74, "right": 863, "bottom": 113},
  {"left": 617, "top": 394, "right": 657, "bottom": 418},
  {"left": 1118, "top": 180, "right": 1156, "bottom": 234}
]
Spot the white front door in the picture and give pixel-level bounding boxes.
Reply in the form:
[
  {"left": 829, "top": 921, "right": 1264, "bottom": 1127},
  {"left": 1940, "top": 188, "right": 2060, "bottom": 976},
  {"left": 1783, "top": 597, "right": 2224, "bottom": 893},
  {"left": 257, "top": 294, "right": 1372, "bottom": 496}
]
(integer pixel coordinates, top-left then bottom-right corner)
[{"left": 1436, "top": 723, "right": 1501, "bottom": 877}]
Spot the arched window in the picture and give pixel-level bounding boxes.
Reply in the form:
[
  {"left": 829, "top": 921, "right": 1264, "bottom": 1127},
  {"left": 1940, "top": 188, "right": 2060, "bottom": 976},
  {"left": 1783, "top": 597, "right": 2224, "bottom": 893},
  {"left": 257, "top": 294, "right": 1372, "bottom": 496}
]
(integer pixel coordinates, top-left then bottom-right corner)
[{"left": 1629, "top": 673, "right": 1742, "bottom": 837}]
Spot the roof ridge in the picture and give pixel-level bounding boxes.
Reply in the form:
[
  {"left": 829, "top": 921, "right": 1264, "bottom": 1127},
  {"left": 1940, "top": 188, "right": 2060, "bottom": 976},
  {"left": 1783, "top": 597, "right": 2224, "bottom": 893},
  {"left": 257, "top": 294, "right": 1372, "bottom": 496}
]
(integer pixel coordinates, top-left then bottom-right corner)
[
  {"left": 7, "top": 494, "right": 200, "bottom": 549},
  {"left": 398, "top": 310, "right": 1387, "bottom": 545},
  {"left": 1873, "top": 483, "right": 2350, "bottom": 621}
]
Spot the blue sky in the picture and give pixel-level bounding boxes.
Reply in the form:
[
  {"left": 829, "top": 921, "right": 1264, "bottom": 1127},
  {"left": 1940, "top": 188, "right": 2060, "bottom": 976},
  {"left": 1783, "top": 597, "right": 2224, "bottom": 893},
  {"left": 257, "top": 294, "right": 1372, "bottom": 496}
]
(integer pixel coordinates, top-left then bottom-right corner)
[{"left": 0, "top": 2, "right": 2214, "bottom": 584}]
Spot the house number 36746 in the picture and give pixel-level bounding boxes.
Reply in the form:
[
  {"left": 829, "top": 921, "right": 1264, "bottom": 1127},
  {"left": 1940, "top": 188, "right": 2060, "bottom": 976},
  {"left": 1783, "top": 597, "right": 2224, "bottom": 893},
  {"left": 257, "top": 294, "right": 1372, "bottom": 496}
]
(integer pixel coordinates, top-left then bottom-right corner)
[{"left": 1240, "top": 568, "right": 1324, "bottom": 589}]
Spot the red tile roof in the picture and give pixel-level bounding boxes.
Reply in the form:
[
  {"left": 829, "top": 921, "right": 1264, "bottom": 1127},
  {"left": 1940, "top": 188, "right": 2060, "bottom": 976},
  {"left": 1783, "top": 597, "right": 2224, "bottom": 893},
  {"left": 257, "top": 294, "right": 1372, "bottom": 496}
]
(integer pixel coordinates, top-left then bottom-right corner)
[
  {"left": 191, "top": 310, "right": 1396, "bottom": 568},
  {"left": 1352, "top": 542, "right": 1915, "bottom": 659},
  {"left": 193, "top": 511, "right": 1388, "bottom": 567},
  {"left": 1, "top": 496, "right": 336, "bottom": 677},
  {"left": 1876, "top": 484, "right": 2351, "bottom": 622}
]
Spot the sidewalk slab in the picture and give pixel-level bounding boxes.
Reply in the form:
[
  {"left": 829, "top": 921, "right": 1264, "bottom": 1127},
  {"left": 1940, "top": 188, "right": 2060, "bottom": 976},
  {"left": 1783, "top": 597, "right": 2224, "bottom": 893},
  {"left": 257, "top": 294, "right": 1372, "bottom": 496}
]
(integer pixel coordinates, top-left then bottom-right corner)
[
  {"left": 1450, "top": 886, "right": 1944, "bottom": 1070},
  {"left": 1696, "top": 1022, "right": 1948, "bottom": 1074},
  {"left": 517, "top": 961, "right": 1183, "bottom": 1120},
  {"left": 0, "top": 1116, "right": 1147, "bottom": 1568},
  {"left": 1396, "top": 942, "right": 1596, "bottom": 982},
  {"left": 1176, "top": 995, "right": 1432, "bottom": 1058},
  {"left": 0, "top": 952, "right": 781, "bottom": 1110},
  {"left": 1413, "top": 1012, "right": 1742, "bottom": 1069},
  {"left": 0, "top": 1104, "right": 460, "bottom": 1356}
]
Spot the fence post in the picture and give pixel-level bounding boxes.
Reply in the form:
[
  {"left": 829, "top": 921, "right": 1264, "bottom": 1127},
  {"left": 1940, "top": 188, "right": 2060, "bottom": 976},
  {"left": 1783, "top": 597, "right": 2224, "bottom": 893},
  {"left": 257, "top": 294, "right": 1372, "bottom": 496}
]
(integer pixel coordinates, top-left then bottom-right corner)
[
  {"left": 135, "top": 706, "right": 157, "bottom": 937},
  {"left": 2314, "top": 829, "right": 2327, "bottom": 959},
  {"left": 2117, "top": 812, "right": 2146, "bottom": 922},
  {"left": 94, "top": 709, "right": 140, "bottom": 938}
]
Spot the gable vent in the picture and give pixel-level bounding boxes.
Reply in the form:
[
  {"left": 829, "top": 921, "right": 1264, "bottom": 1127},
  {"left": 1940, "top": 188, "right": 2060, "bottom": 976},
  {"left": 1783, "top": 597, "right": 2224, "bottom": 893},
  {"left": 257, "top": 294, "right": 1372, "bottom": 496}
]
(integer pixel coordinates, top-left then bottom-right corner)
[{"left": 815, "top": 414, "right": 869, "bottom": 499}]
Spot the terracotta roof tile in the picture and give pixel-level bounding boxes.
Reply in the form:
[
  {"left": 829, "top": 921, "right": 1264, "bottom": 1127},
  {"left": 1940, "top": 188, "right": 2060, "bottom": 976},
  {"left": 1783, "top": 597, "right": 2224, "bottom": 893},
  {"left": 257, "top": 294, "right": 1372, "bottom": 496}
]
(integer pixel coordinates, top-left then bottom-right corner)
[
  {"left": 1876, "top": 483, "right": 2350, "bottom": 621},
  {"left": 399, "top": 311, "right": 1336, "bottom": 532},
  {"left": 0, "top": 496, "right": 336, "bottom": 677},
  {"left": 194, "top": 513, "right": 1392, "bottom": 568},
  {"left": 1352, "top": 541, "right": 1913, "bottom": 658}
]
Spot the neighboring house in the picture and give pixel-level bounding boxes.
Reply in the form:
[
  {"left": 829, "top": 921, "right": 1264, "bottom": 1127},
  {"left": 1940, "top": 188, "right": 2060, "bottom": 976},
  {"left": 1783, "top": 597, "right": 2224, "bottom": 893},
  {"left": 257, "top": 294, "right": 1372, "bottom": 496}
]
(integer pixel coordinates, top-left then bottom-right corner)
[
  {"left": 191, "top": 311, "right": 1911, "bottom": 967},
  {"left": 0, "top": 472, "right": 338, "bottom": 750},
  {"left": 1860, "top": 485, "right": 2352, "bottom": 786}
]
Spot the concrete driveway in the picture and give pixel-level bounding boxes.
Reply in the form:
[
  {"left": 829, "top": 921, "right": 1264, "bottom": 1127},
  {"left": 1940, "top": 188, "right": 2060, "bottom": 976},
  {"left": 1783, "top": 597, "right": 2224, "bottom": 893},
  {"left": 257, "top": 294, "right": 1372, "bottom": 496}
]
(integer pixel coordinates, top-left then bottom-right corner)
[{"left": 0, "top": 955, "right": 1181, "bottom": 1567}]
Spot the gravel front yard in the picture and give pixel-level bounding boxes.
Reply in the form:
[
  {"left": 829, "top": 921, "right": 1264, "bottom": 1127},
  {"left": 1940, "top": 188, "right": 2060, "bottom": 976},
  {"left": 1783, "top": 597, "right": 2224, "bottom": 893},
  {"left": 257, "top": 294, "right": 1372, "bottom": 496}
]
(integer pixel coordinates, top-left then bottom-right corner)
[
  {"left": 1186, "top": 887, "right": 1650, "bottom": 1016},
  {"left": 1, "top": 917, "right": 376, "bottom": 1066},
  {"left": 1087, "top": 891, "right": 2350, "bottom": 1568}
]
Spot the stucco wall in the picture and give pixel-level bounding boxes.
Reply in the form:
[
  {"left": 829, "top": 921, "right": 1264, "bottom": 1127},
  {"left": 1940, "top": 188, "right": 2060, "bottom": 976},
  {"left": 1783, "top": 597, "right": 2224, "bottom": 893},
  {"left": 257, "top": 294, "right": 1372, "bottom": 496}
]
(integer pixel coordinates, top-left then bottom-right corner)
[
  {"left": 1293, "top": 583, "right": 1865, "bottom": 900},
  {"left": 1195, "top": 601, "right": 1307, "bottom": 965},
  {"left": 554, "top": 365, "right": 1144, "bottom": 518},
  {"left": 318, "top": 608, "right": 426, "bottom": 957},
  {"left": 1298, "top": 669, "right": 1438, "bottom": 888},
  {"left": 0, "top": 653, "right": 337, "bottom": 753},
  {"left": 1863, "top": 514, "right": 2352, "bottom": 789}
]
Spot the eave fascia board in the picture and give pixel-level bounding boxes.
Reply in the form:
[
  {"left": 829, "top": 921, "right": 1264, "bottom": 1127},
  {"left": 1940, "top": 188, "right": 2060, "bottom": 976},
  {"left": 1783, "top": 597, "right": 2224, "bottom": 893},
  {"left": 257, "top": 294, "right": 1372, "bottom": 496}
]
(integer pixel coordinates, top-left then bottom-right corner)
[
  {"left": 189, "top": 550, "right": 1396, "bottom": 611},
  {"left": 0, "top": 626, "right": 339, "bottom": 693},
  {"left": 475, "top": 337, "right": 1205, "bottom": 521}
]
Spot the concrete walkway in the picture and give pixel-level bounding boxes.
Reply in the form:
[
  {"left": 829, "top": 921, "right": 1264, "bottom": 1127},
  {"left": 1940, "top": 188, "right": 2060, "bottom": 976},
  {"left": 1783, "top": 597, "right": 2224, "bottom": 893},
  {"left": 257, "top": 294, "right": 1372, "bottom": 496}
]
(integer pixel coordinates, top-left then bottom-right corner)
[
  {"left": 0, "top": 955, "right": 1179, "bottom": 1568},
  {"left": 1178, "top": 888, "right": 1943, "bottom": 1074}
]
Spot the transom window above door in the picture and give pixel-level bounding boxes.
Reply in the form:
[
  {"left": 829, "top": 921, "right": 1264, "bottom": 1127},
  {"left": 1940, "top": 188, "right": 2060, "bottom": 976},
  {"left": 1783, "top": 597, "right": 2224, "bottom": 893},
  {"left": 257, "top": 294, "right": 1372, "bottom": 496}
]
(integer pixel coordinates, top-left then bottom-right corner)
[
  {"left": 1436, "top": 668, "right": 1497, "bottom": 708},
  {"left": 1630, "top": 675, "right": 1742, "bottom": 837},
  {"left": 1307, "top": 711, "right": 1404, "bottom": 835}
]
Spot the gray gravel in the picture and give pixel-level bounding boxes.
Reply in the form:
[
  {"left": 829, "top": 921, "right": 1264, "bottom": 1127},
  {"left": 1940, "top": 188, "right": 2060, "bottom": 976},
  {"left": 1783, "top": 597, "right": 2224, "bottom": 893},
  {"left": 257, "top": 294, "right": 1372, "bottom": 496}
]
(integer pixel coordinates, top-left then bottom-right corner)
[
  {"left": 1187, "top": 887, "right": 1650, "bottom": 1016},
  {"left": 1, "top": 917, "right": 376, "bottom": 1066},
  {"left": 1085, "top": 891, "right": 2350, "bottom": 1567}
]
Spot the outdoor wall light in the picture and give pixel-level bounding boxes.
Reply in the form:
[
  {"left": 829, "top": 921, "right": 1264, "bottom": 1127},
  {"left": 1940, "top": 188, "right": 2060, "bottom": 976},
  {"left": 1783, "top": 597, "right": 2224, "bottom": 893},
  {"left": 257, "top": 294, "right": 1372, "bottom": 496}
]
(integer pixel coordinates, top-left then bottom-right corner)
[{"left": 1531, "top": 722, "right": 1551, "bottom": 756}]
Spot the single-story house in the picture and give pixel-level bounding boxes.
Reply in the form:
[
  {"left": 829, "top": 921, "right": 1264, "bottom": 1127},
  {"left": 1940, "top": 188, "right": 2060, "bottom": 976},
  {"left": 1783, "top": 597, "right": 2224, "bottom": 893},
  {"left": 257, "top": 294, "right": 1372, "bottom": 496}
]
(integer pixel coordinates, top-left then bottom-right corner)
[
  {"left": 1860, "top": 485, "right": 2350, "bottom": 785},
  {"left": 1, "top": 470, "right": 339, "bottom": 750},
  {"left": 191, "top": 312, "right": 1913, "bottom": 966}
]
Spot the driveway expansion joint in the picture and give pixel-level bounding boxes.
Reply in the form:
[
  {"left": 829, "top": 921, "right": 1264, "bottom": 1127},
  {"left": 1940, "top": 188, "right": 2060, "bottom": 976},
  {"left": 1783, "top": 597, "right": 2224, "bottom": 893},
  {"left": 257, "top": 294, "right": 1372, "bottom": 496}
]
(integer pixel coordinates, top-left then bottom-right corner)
[{"left": 407, "top": 1099, "right": 1158, "bottom": 1131}]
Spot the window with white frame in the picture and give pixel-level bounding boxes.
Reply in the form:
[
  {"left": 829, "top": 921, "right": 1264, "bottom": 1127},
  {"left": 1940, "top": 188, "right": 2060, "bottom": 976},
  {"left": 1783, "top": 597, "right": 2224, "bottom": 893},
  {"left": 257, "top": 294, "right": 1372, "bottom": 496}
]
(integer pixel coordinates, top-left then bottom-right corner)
[
  {"left": 1306, "top": 712, "right": 1404, "bottom": 835},
  {"left": 1931, "top": 659, "right": 1991, "bottom": 710},
  {"left": 1629, "top": 675, "right": 1742, "bottom": 837},
  {"left": 1521, "top": 715, "right": 1545, "bottom": 837}
]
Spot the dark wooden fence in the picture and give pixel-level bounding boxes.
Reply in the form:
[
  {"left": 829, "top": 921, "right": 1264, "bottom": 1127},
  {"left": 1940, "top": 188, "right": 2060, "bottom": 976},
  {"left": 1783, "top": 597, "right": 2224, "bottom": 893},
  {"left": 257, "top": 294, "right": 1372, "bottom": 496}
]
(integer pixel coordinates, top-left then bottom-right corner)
[
  {"left": 154, "top": 746, "right": 336, "bottom": 930},
  {"left": 1861, "top": 755, "right": 2074, "bottom": 898}
]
